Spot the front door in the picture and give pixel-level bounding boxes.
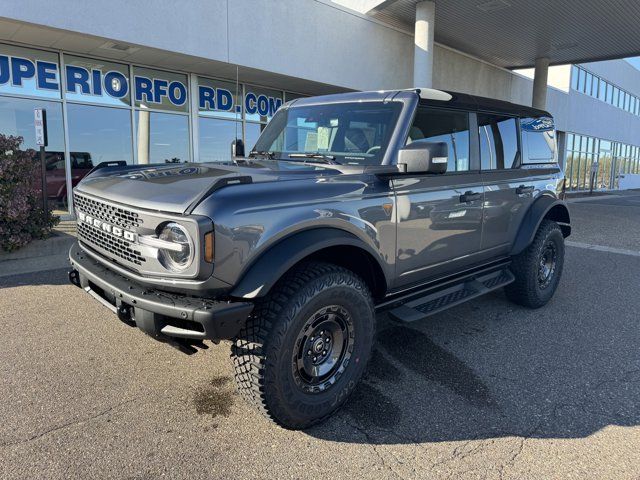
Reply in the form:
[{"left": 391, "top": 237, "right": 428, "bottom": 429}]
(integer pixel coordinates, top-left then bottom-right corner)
[{"left": 393, "top": 107, "right": 484, "bottom": 288}]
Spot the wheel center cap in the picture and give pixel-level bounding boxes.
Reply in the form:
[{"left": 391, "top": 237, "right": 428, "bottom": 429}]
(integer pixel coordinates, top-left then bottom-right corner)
[{"left": 313, "top": 338, "right": 324, "bottom": 353}]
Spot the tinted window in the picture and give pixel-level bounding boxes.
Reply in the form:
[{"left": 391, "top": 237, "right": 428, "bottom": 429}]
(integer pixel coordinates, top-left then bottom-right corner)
[
  {"left": 478, "top": 114, "right": 518, "bottom": 170},
  {"left": 0, "top": 96, "right": 66, "bottom": 213},
  {"left": 245, "top": 121, "right": 266, "bottom": 153},
  {"left": 67, "top": 103, "right": 132, "bottom": 164},
  {"left": 520, "top": 117, "right": 556, "bottom": 164},
  {"left": 198, "top": 117, "right": 241, "bottom": 163},
  {"left": 407, "top": 108, "right": 470, "bottom": 172},
  {"left": 135, "top": 110, "right": 189, "bottom": 163}
]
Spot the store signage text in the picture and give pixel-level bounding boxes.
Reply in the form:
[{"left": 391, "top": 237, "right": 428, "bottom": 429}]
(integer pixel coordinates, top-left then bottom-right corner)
[
  {"left": 1, "top": 55, "right": 282, "bottom": 115},
  {"left": 198, "top": 86, "right": 282, "bottom": 117}
]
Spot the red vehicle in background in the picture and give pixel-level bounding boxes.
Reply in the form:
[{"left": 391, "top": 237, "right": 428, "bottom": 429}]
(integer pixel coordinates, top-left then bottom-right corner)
[{"left": 44, "top": 152, "right": 93, "bottom": 208}]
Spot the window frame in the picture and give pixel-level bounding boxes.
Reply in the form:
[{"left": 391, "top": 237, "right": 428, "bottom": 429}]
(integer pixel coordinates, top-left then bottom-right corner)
[
  {"left": 520, "top": 116, "right": 558, "bottom": 165},
  {"left": 476, "top": 111, "right": 521, "bottom": 172},
  {"left": 405, "top": 105, "right": 477, "bottom": 175}
]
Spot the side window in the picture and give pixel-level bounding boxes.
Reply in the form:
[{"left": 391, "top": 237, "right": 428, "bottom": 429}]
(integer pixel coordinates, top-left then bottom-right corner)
[
  {"left": 520, "top": 117, "right": 557, "bottom": 164},
  {"left": 407, "top": 108, "right": 470, "bottom": 172},
  {"left": 478, "top": 114, "right": 519, "bottom": 170}
]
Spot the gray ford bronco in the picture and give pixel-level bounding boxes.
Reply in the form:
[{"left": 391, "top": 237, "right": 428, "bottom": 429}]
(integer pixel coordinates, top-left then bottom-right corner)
[{"left": 68, "top": 88, "right": 570, "bottom": 429}]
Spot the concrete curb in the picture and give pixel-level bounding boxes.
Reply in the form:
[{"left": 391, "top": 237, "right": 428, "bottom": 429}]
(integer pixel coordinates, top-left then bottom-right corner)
[
  {"left": 566, "top": 195, "right": 615, "bottom": 203},
  {"left": 0, "top": 233, "right": 75, "bottom": 261},
  {"left": 0, "top": 254, "right": 71, "bottom": 278}
]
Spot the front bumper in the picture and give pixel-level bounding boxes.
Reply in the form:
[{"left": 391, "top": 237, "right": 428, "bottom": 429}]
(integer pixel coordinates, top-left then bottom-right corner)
[{"left": 69, "top": 242, "right": 253, "bottom": 342}]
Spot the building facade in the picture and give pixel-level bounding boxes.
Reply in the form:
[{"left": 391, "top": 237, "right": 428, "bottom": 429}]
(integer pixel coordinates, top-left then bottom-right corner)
[{"left": 1, "top": 0, "right": 639, "bottom": 218}]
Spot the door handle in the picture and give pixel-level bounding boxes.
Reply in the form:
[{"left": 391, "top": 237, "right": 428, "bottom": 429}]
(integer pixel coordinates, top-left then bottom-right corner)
[
  {"left": 516, "top": 185, "right": 535, "bottom": 195},
  {"left": 459, "top": 191, "right": 481, "bottom": 203}
]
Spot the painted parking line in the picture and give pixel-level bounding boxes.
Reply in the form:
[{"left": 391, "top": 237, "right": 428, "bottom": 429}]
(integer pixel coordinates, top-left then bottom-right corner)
[{"left": 566, "top": 241, "right": 640, "bottom": 257}]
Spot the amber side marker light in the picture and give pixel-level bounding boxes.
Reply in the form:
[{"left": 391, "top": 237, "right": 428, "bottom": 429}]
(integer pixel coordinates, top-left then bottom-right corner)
[{"left": 204, "top": 231, "right": 214, "bottom": 263}]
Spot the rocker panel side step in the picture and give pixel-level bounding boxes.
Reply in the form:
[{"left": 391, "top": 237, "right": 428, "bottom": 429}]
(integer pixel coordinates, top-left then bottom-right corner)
[{"left": 388, "top": 269, "right": 514, "bottom": 323}]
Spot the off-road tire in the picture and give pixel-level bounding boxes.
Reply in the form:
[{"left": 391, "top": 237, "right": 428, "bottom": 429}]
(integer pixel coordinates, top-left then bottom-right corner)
[
  {"left": 231, "top": 262, "right": 375, "bottom": 429},
  {"left": 505, "top": 219, "right": 565, "bottom": 308}
]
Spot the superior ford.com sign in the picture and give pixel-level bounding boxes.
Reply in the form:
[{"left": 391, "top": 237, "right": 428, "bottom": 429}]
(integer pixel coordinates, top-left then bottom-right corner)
[{"left": 0, "top": 54, "right": 282, "bottom": 116}]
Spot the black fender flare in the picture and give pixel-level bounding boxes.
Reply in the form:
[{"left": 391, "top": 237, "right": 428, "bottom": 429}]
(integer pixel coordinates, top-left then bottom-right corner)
[
  {"left": 510, "top": 195, "right": 571, "bottom": 256},
  {"left": 230, "top": 228, "right": 388, "bottom": 299}
]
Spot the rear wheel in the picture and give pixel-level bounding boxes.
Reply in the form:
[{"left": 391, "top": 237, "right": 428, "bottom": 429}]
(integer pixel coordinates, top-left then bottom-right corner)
[
  {"left": 505, "top": 219, "right": 565, "bottom": 308},
  {"left": 231, "top": 262, "right": 375, "bottom": 429}
]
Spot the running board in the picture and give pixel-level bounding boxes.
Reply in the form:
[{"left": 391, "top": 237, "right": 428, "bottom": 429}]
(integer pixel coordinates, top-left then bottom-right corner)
[{"left": 388, "top": 269, "right": 514, "bottom": 323}]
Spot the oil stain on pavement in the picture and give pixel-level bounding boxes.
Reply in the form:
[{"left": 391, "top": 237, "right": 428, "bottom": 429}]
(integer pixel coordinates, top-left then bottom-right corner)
[{"left": 194, "top": 376, "right": 236, "bottom": 419}]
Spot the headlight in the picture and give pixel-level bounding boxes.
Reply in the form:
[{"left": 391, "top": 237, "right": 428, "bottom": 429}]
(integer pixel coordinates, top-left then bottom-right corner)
[{"left": 157, "top": 222, "right": 194, "bottom": 272}]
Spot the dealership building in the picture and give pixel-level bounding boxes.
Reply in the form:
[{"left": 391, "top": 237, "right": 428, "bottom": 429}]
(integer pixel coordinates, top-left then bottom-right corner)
[{"left": 1, "top": 0, "right": 639, "bottom": 218}]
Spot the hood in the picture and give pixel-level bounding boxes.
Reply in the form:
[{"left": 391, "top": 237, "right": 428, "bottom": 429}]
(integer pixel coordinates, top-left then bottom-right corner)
[{"left": 74, "top": 160, "right": 343, "bottom": 214}]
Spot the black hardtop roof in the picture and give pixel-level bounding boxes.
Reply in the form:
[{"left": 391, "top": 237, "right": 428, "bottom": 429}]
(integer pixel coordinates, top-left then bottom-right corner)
[
  {"left": 290, "top": 88, "right": 551, "bottom": 119},
  {"left": 423, "top": 89, "right": 551, "bottom": 118}
]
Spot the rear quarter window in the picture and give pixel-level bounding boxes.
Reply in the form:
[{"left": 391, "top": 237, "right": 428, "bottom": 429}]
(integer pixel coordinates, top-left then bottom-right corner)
[{"left": 520, "top": 117, "right": 557, "bottom": 164}]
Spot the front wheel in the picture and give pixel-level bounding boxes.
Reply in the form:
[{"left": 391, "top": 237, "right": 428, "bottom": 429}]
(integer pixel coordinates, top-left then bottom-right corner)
[
  {"left": 505, "top": 219, "right": 565, "bottom": 308},
  {"left": 231, "top": 262, "right": 375, "bottom": 429}
]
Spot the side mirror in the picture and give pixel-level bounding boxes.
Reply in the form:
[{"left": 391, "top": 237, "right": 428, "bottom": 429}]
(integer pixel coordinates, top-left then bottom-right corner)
[{"left": 398, "top": 141, "right": 448, "bottom": 174}]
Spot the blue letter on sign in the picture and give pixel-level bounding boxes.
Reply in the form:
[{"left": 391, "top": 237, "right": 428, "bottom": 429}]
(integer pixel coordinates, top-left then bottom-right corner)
[
  {"left": 104, "top": 71, "right": 128, "bottom": 98},
  {"left": 11, "top": 57, "right": 35, "bottom": 86},
  {"left": 217, "top": 88, "right": 233, "bottom": 111},
  {"left": 168, "top": 81, "right": 187, "bottom": 106},
  {"left": 244, "top": 92, "right": 257, "bottom": 115},
  {"left": 135, "top": 76, "right": 153, "bottom": 103},
  {"left": 153, "top": 79, "right": 168, "bottom": 103},
  {"left": 66, "top": 65, "right": 90, "bottom": 94},
  {"left": 269, "top": 97, "right": 282, "bottom": 116},
  {"left": 36, "top": 61, "right": 59, "bottom": 91},
  {"left": 257, "top": 95, "right": 269, "bottom": 117},
  {"left": 199, "top": 85, "right": 215, "bottom": 110},
  {"left": 92, "top": 69, "right": 102, "bottom": 96},
  {"left": 0, "top": 56, "right": 9, "bottom": 85}
]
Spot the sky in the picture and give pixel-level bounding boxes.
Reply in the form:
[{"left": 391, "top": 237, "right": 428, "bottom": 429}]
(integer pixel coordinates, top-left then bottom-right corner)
[{"left": 626, "top": 57, "right": 640, "bottom": 70}]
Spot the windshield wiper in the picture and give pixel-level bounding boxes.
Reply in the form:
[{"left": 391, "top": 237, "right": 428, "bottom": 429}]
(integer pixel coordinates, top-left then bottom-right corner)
[
  {"left": 249, "top": 150, "right": 277, "bottom": 159},
  {"left": 288, "top": 153, "right": 338, "bottom": 164}
]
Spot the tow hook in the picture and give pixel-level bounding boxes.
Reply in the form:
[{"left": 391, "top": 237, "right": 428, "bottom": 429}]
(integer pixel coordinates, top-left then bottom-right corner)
[
  {"left": 117, "top": 304, "right": 136, "bottom": 327},
  {"left": 68, "top": 269, "right": 81, "bottom": 288}
]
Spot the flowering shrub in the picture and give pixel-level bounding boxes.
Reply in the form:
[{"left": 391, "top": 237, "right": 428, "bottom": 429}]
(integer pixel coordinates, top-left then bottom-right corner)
[{"left": 0, "top": 134, "right": 59, "bottom": 252}]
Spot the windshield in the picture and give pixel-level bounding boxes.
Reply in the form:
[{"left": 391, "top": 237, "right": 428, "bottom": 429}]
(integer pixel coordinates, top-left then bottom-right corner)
[{"left": 252, "top": 101, "right": 403, "bottom": 165}]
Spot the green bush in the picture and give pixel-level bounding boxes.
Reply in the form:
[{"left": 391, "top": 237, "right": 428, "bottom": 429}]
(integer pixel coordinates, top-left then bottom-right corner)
[{"left": 0, "top": 134, "right": 59, "bottom": 252}]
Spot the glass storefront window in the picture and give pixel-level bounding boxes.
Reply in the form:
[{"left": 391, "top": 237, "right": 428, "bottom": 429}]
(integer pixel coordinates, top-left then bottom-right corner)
[
  {"left": 1, "top": 43, "right": 311, "bottom": 215},
  {"left": 244, "top": 85, "right": 283, "bottom": 123},
  {"left": 67, "top": 103, "right": 133, "bottom": 166},
  {"left": 0, "top": 96, "right": 66, "bottom": 213},
  {"left": 197, "top": 77, "right": 242, "bottom": 120},
  {"left": 598, "top": 79, "right": 606, "bottom": 101},
  {"left": 198, "top": 117, "right": 241, "bottom": 163},
  {"left": 245, "top": 122, "right": 266, "bottom": 153},
  {"left": 0, "top": 44, "right": 61, "bottom": 99},
  {"left": 136, "top": 110, "right": 189, "bottom": 164},
  {"left": 284, "top": 91, "right": 306, "bottom": 103},
  {"left": 64, "top": 55, "right": 130, "bottom": 107},
  {"left": 132, "top": 67, "right": 188, "bottom": 113}
]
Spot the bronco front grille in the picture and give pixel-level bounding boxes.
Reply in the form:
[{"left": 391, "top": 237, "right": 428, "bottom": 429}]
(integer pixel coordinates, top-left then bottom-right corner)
[
  {"left": 74, "top": 193, "right": 146, "bottom": 267},
  {"left": 74, "top": 193, "right": 143, "bottom": 230},
  {"left": 77, "top": 222, "right": 146, "bottom": 266}
]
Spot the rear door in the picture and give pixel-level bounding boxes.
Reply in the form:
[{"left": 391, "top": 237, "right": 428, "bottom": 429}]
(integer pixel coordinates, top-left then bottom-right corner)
[
  {"left": 478, "top": 113, "right": 556, "bottom": 255},
  {"left": 393, "top": 107, "right": 485, "bottom": 287}
]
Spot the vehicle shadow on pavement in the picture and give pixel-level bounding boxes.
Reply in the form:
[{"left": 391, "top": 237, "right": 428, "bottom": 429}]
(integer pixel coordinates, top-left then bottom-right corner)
[
  {"left": 306, "top": 275, "right": 640, "bottom": 445},
  {"left": 0, "top": 267, "right": 70, "bottom": 289}
]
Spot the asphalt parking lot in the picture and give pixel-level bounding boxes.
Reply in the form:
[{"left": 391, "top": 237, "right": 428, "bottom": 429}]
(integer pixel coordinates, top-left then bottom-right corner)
[{"left": 1, "top": 192, "right": 639, "bottom": 479}]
